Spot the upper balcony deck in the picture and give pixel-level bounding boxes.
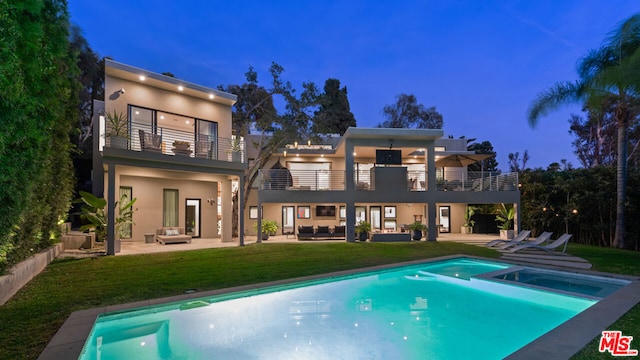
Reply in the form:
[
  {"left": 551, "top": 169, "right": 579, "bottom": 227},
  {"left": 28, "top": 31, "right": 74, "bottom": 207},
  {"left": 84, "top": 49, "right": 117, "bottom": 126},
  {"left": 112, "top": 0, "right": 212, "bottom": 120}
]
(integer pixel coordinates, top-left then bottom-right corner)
[
  {"left": 258, "top": 169, "right": 518, "bottom": 192},
  {"left": 101, "top": 120, "right": 245, "bottom": 164}
]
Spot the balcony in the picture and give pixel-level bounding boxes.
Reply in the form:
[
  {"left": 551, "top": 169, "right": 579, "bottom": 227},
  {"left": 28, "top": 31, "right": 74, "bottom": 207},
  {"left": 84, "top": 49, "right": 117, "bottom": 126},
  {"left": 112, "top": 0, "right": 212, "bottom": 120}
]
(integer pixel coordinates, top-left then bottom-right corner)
[
  {"left": 436, "top": 172, "right": 518, "bottom": 192},
  {"left": 102, "top": 121, "right": 245, "bottom": 163},
  {"left": 258, "top": 168, "right": 518, "bottom": 193},
  {"left": 258, "top": 169, "right": 345, "bottom": 190}
]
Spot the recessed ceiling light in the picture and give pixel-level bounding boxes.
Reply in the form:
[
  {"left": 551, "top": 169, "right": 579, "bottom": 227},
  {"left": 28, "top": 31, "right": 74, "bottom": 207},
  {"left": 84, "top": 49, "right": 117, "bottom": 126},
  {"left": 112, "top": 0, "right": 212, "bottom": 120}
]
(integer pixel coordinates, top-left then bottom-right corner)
[
  {"left": 353, "top": 152, "right": 357, "bottom": 156},
  {"left": 135, "top": 111, "right": 140, "bottom": 115},
  {"left": 178, "top": 86, "right": 184, "bottom": 91},
  {"left": 209, "top": 94, "right": 214, "bottom": 99},
  {"left": 160, "top": 115, "right": 164, "bottom": 119},
  {"left": 186, "top": 120, "right": 190, "bottom": 124},
  {"left": 139, "top": 75, "right": 146, "bottom": 81}
]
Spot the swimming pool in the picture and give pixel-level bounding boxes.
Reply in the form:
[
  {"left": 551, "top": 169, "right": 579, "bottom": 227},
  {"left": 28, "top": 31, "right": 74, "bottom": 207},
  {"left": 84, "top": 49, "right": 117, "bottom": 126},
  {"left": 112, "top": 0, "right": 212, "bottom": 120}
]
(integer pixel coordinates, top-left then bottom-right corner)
[{"left": 79, "top": 258, "right": 605, "bottom": 359}]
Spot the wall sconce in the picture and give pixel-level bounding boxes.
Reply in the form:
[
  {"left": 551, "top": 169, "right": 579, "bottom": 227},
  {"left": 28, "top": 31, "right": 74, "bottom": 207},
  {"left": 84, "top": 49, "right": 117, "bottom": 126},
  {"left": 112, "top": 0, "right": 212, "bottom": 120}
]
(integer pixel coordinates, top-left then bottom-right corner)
[
  {"left": 283, "top": 150, "right": 287, "bottom": 158},
  {"left": 206, "top": 198, "right": 215, "bottom": 205},
  {"left": 294, "top": 141, "right": 298, "bottom": 148},
  {"left": 307, "top": 140, "right": 311, "bottom": 146}
]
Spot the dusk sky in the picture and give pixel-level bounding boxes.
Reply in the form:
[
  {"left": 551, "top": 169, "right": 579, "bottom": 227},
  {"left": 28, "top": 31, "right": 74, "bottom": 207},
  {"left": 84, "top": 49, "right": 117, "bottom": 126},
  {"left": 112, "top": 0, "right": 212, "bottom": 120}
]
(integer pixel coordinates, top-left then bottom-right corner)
[{"left": 69, "top": 1, "right": 639, "bottom": 170}]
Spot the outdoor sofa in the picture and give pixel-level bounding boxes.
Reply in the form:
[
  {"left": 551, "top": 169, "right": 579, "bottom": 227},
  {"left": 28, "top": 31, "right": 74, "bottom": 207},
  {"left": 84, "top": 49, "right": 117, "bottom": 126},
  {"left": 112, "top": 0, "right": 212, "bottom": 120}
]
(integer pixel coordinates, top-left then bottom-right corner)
[
  {"left": 155, "top": 227, "right": 192, "bottom": 245},
  {"left": 297, "top": 225, "right": 346, "bottom": 240}
]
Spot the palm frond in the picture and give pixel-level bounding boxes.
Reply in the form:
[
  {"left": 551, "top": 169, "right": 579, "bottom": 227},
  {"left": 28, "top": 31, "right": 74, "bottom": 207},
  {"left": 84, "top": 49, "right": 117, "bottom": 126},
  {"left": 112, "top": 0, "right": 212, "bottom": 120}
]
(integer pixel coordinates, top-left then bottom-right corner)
[{"left": 527, "top": 81, "right": 583, "bottom": 127}]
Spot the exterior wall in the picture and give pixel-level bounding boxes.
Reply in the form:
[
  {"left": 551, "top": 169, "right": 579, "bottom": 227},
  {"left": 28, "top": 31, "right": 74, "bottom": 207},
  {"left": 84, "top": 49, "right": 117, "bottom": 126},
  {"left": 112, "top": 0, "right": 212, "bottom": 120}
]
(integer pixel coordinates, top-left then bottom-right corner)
[
  {"left": 105, "top": 76, "right": 232, "bottom": 138},
  {"left": 119, "top": 175, "right": 219, "bottom": 241}
]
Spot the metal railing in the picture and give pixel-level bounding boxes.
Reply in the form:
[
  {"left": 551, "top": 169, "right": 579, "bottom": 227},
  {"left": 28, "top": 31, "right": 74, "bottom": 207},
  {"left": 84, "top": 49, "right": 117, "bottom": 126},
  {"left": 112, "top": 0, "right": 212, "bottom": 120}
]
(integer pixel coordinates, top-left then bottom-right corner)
[
  {"left": 258, "top": 169, "right": 345, "bottom": 190},
  {"left": 436, "top": 171, "right": 518, "bottom": 192},
  {"left": 257, "top": 168, "right": 518, "bottom": 192},
  {"left": 104, "top": 121, "right": 245, "bottom": 163}
]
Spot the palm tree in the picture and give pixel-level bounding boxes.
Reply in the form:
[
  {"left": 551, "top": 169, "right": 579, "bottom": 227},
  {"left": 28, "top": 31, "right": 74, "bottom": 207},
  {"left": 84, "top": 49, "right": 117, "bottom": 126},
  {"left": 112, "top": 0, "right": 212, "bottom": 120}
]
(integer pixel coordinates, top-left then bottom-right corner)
[{"left": 528, "top": 14, "right": 640, "bottom": 249}]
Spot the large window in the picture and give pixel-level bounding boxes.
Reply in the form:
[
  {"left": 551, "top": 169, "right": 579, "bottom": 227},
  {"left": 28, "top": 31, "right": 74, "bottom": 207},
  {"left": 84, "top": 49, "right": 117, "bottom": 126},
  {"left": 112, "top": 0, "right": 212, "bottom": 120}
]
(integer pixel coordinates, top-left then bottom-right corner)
[
  {"left": 288, "top": 162, "right": 330, "bottom": 190},
  {"left": 119, "top": 186, "right": 133, "bottom": 239},
  {"left": 163, "top": 189, "right": 179, "bottom": 227}
]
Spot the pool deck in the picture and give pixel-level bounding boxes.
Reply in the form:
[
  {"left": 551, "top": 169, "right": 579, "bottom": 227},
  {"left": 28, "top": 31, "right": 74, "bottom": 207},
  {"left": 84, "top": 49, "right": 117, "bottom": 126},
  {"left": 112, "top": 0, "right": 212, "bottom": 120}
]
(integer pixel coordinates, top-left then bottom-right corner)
[{"left": 40, "top": 252, "right": 640, "bottom": 360}]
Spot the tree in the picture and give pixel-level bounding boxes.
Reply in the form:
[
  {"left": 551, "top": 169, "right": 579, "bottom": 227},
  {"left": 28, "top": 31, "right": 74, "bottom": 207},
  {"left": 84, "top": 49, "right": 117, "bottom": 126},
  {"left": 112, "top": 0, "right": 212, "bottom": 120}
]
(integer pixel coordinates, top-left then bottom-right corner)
[
  {"left": 528, "top": 14, "right": 640, "bottom": 248},
  {"left": 219, "top": 63, "right": 318, "bottom": 237},
  {"left": 467, "top": 140, "right": 499, "bottom": 172},
  {"left": 568, "top": 103, "right": 617, "bottom": 168},
  {"left": 378, "top": 93, "right": 443, "bottom": 129},
  {"left": 69, "top": 25, "right": 104, "bottom": 152},
  {"left": 507, "top": 150, "right": 529, "bottom": 173},
  {"left": 312, "top": 78, "right": 356, "bottom": 135},
  {"left": 0, "top": 0, "right": 79, "bottom": 272}
]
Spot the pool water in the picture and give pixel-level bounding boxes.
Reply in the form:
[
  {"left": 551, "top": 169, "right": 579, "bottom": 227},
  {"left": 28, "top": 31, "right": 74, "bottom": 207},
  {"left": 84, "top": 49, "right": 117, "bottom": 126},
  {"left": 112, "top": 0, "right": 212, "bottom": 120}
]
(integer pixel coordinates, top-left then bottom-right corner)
[{"left": 80, "top": 258, "right": 597, "bottom": 360}]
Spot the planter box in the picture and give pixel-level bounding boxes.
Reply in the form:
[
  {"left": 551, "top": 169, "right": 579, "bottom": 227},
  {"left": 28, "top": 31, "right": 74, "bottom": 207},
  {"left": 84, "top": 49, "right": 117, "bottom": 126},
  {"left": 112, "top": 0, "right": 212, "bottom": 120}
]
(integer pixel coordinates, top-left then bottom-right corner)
[{"left": 500, "top": 229, "right": 514, "bottom": 239}]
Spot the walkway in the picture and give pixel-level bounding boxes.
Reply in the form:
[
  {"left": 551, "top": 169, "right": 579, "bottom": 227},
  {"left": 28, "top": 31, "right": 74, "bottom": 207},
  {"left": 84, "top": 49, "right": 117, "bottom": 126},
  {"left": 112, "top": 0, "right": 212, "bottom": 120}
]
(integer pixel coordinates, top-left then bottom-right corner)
[{"left": 60, "top": 232, "right": 592, "bottom": 269}]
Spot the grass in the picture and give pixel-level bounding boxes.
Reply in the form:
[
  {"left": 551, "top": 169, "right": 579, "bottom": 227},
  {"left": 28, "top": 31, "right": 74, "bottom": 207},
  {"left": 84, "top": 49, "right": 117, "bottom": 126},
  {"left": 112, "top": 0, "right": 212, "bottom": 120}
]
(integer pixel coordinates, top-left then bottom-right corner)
[
  {"left": 566, "top": 244, "right": 640, "bottom": 359},
  {"left": 0, "top": 242, "right": 637, "bottom": 359}
]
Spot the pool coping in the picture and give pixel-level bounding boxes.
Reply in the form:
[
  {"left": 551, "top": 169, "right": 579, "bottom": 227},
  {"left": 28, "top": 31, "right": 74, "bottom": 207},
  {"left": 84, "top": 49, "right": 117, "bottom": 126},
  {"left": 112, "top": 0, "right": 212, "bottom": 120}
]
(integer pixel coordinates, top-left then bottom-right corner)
[{"left": 38, "top": 254, "right": 640, "bottom": 360}]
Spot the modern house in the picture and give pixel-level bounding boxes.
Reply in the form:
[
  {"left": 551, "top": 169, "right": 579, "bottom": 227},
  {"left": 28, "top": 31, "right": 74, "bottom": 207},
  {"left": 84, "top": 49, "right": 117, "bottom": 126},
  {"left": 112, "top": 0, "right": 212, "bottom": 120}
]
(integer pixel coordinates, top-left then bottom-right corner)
[
  {"left": 247, "top": 128, "right": 520, "bottom": 242},
  {"left": 93, "top": 59, "right": 246, "bottom": 254}
]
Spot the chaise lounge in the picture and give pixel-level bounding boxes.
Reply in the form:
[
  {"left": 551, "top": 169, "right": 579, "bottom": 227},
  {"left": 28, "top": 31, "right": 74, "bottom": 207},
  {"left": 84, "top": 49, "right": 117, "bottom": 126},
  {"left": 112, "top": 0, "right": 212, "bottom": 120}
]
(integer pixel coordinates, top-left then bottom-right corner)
[{"left": 506, "top": 233, "right": 572, "bottom": 253}]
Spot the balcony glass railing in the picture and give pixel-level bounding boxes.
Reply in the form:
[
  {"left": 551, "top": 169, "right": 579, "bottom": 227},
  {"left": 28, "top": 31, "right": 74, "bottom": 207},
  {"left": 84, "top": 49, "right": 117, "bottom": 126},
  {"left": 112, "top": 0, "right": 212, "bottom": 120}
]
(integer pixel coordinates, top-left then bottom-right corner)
[{"left": 103, "top": 121, "right": 245, "bottom": 163}]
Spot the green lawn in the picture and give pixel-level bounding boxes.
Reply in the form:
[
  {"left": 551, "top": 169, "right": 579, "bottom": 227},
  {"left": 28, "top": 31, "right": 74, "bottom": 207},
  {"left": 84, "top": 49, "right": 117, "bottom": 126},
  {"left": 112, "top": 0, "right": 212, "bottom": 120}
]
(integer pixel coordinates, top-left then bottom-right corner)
[{"left": 0, "top": 242, "right": 637, "bottom": 359}]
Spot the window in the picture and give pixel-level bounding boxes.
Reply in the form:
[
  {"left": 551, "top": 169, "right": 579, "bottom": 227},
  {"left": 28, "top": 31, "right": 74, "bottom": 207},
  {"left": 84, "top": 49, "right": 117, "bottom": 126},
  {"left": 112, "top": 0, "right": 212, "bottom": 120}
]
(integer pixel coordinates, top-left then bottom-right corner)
[
  {"left": 163, "top": 189, "right": 179, "bottom": 227},
  {"left": 119, "top": 186, "right": 133, "bottom": 239},
  {"left": 288, "top": 162, "right": 330, "bottom": 190}
]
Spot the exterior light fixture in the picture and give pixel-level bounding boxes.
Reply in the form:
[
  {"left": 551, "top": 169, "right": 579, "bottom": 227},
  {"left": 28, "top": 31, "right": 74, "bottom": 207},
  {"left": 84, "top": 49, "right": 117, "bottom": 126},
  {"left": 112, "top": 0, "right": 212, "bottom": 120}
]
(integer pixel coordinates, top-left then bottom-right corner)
[
  {"left": 283, "top": 151, "right": 287, "bottom": 157},
  {"left": 353, "top": 152, "right": 357, "bottom": 156},
  {"left": 178, "top": 85, "right": 184, "bottom": 91},
  {"left": 294, "top": 141, "right": 298, "bottom": 148},
  {"left": 307, "top": 140, "right": 311, "bottom": 146},
  {"left": 209, "top": 94, "right": 215, "bottom": 99},
  {"left": 572, "top": 209, "right": 578, "bottom": 214},
  {"left": 139, "top": 75, "right": 146, "bottom": 81}
]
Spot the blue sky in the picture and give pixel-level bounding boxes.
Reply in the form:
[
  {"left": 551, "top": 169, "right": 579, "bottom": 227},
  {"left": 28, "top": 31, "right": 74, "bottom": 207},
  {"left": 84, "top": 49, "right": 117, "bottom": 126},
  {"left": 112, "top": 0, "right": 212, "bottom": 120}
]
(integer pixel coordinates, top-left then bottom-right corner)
[{"left": 68, "top": 1, "right": 639, "bottom": 170}]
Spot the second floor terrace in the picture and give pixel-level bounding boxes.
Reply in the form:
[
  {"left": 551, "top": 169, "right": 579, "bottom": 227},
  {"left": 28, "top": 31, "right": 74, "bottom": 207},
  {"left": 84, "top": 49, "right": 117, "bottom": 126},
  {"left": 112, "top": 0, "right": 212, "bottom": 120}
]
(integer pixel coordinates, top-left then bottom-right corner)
[
  {"left": 258, "top": 167, "right": 518, "bottom": 193},
  {"left": 100, "top": 119, "right": 245, "bottom": 164}
]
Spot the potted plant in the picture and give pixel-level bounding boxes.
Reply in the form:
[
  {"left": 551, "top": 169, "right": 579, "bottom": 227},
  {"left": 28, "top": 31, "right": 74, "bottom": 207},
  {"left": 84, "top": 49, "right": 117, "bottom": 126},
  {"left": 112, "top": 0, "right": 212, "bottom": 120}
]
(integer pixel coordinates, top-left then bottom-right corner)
[
  {"left": 257, "top": 220, "right": 279, "bottom": 241},
  {"left": 228, "top": 137, "right": 243, "bottom": 162},
  {"left": 77, "top": 191, "right": 137, "bottom": 247},
  {"left": 173, "top": 140, "right": 191, "bottom": 151},
  {"left": 355, "top": 220, "right": 372, "bottom": 241},
  {"left": 104, "top": 109, "right": 129, "bottom": 149},
  {"left": 461, "top": 205, "right": 477, "bottom": 234},
  {"left": 408, "top": 221, "right": 426, "bottom": 241},
  {"left": 496, "top": 203, "right": 514, "bottom": 239}
]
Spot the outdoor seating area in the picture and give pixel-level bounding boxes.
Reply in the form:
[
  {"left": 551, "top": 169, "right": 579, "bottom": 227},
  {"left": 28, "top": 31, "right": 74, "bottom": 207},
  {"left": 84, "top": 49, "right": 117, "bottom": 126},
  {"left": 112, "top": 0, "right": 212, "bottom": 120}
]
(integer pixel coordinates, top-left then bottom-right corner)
[
  {"left": 297, "top": 225, "right": 346, "bottom": 240},
  {"left": 155, "top": 227, "right": 192, "bottom": 245}
]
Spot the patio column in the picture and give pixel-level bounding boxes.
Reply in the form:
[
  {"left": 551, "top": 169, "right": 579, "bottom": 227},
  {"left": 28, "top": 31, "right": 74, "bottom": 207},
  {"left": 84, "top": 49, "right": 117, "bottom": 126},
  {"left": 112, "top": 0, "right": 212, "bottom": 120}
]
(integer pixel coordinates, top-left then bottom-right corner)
[
  {"left": 106, "top": 162, "right": 116, "bottom": 255},
  {"left": 221, "top": 179, "right": 232, "bottom": 242},
  {"left": 427, "top": 202, "right": 437, "bottom": 241},
  {"left": 238, "top": 175, "right": 245, "bottom": 246}
]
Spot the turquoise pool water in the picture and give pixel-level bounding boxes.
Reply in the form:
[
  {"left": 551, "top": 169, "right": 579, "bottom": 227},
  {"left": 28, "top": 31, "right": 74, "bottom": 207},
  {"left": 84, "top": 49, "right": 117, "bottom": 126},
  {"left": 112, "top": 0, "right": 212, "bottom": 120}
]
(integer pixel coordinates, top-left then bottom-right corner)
[{"left": 80, "top": 258, "right": 597, "bottom": 359}]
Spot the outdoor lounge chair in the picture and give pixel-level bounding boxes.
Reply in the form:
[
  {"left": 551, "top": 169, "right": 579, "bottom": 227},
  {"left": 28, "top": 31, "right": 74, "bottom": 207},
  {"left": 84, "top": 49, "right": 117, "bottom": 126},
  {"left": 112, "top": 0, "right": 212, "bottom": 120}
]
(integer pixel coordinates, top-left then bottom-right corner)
[
  {"left": 506, "top": 233, "right": 572, "bottom": 253},
  {"left": 139, "top": 130, "right": 162, "bottom": 153},
  {"left": 496, "top": 231, "right": 552, "bottom": 250},
  {"left": 486, "top": 230, "right": 531, "bottom": 247}
]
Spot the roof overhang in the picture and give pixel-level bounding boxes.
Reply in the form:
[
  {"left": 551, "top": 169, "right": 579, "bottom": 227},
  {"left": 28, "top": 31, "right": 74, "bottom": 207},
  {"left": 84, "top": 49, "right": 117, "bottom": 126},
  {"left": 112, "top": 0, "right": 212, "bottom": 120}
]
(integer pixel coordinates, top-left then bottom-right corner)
[{"left": 105, "top": 59, "right": 237, "bottom": 106}]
